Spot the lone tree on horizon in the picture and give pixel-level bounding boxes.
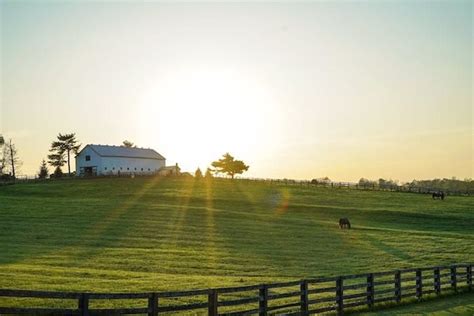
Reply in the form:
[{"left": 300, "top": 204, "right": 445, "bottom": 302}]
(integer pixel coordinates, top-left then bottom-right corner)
[
  {"left": 211, "top": 153, "right": 249, "bottom": 179},
  {"left": 49, "top": 133, "right": 81, "bottom": 176}
]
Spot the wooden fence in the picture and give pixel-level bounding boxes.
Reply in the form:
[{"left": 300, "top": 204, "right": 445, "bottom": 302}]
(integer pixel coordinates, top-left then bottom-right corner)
[
  {"left": 0, "top": 263, "right": 471, "bottom": 315},
  {"left": 234, "top": 177, "right": 474, "bottom": 196},
  {"left": 3, "top": 175, "right": 473, "bottom": 196}
]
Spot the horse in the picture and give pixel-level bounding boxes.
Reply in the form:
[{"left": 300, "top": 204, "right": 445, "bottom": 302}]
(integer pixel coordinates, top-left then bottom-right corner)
[
  {"left": 432, "top": 192, "right": 445, "bottom": 200},
  {"left": 339, "top": 218, "right": 351, "bottom": 229}
]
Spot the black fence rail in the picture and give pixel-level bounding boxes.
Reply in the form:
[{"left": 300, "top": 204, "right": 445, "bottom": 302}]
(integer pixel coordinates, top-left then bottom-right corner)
[{"left": 0, "top": 263, "right": 472, "bottom": 315}]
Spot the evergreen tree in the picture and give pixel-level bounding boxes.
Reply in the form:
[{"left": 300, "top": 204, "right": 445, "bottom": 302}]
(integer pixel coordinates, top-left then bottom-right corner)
[
  {"left": 195, "top": 168, "right": 203, "bottom": 179},
  {"left": 204, "top": 168, "right": 213, "bottom": 179},
  {"left": 49, "top": 133, "right": 81, "bottom": 176},
  {"left": 47, "top": 153, "right": 66, "bottom": 177},
  {"left": 53, "top": 166, "right": 63, "bottom": 178},
  {"left": 38, "top": 159, "right": 49, "bottom": 179}
]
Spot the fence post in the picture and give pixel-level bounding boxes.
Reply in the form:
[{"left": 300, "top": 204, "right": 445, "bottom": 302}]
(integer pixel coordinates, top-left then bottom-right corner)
[
  {"left": 300, "top": 280, "right": 308, "bottom": 314},
  {"left": 416, "top": 269, "right": 422, "bottom": 299},
  {"left": 259, "top": 285, "right": 268, "bottom": 316},
  {"left": 434, "top": 267, "right": 441, "bottom": 295},
  {"left": 208, "top": 289, "right": 218, "bottom": 316},
  {"left": 394, "top": 270, "right": 401, "bottom": 303},
  {"left": 468, "top": 264, "right": 472, "bottom": 291},
  {"left": 78, "top": 293, "right": 89, "bottom": 316},
  {"left": 148, "top": 293, "right": 158, "bottom": 316},
  {"left": 366, "top": 273, "right": 374, "bottom": 308},
  {"left": 451, "top": 265, "right": 457, "bottom": 292},
  {"left": 336, "top": 277, "right": 343, "bottom": 315}
]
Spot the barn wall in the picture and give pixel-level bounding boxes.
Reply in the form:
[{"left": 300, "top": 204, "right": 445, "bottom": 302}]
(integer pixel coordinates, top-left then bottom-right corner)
[
  {"left": 76, "top": 147, "right": 102, "bottom": 175},
  {"left": 99, "top": 157, "right": 165, "bottom": 175}
]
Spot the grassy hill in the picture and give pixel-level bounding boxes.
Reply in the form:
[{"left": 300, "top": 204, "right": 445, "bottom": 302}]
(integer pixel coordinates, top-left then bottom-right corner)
[{"left": 0, "top": 177, "right": 472, "bottom": 312}]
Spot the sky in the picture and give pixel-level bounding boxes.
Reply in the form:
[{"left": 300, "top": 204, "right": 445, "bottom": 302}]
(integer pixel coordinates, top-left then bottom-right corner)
[{"left": 0, "top": 1, "right": 472, "bottom": 182}]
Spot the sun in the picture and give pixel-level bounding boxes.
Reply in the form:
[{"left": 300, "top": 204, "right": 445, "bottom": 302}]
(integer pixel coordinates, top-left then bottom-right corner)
[{"left": 137, "top": 68, "right": 277, "bottom": 172}]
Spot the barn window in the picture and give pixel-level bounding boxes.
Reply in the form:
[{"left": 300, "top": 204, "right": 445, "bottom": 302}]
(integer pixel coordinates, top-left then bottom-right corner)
[
  {"left": 148, "top": 168, "right": 150, "bottom": 171},
  {"left": 141, "top": 168, "right": 143, "bottom": 171},
  {"left": 134, "top": 168, "right": 137, "bottom": 170},
  {"left": 104, "top": 167, "right": 108, "bottom": 170},
  {"left": 85, "top": 155, "right": 91, "bottom": 161},
  {"left": 112, "top": 167, "right": 115, "bottom": 170},
  {"left": 120, "top": 167, "right": 122, "bottom": 170},
  {"left": 127, "top": 168, "right": 129, "bottom": 171}
]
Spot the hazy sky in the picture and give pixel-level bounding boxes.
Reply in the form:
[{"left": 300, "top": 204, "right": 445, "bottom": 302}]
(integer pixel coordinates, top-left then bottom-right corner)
[{"left": 1, "top": 1, "right": 472, "bottom": 182}]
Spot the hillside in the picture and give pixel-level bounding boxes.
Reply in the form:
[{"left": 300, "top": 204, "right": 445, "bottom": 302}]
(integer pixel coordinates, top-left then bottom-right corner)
[{"left": 1, "top": 177, "right": 472, "bottom": 295}]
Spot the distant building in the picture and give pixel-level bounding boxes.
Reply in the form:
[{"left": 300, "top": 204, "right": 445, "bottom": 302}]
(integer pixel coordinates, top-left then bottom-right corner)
[
  {"left": 157, "top": 163, "right": 181, "bottom": 177},
  {"left": 75, "top": 144, "right": 166, "bottom": 176}
]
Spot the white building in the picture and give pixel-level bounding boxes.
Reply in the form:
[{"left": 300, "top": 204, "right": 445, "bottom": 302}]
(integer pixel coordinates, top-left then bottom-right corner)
[{"left": 75, "top": 144, "right": 166, "bottom": 176}]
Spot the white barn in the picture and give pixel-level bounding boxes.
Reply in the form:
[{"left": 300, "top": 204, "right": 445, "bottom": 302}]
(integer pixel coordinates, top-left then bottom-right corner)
[{"left": 75, "top": 144, "right": 166, "bottom": 176}]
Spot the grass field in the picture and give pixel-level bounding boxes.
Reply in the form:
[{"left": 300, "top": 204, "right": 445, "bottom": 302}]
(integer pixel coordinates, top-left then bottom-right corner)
[
  {"left": 0, "top": 177, "right": 473, "bottom": 313},
  {"left": 354, "top": 291, "right": 474, "bottom": 315}
]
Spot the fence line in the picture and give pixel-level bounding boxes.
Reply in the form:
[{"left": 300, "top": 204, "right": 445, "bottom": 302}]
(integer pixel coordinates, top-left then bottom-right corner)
[
  {"left": 1, "top": 263, "right": 471, "bottom": 315},
  {"left": 232, "top": 177, "right": 474, "bottom": 196},
  {"left": 2, "top": 174, "right": 473, "bottom": 196}
]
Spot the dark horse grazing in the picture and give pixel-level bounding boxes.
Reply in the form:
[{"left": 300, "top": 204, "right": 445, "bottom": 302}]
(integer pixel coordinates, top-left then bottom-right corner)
[
  {"left": 432, "top": 192, "right": 445, "bottom": 200},
  {"left": 339, "top": 218, "right": 351, "bottom": 229}
]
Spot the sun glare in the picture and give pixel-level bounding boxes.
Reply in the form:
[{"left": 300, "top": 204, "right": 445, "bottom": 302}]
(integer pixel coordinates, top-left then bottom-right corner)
[{"left": 138, "top": 68, "right": 277, "bottom": 171}]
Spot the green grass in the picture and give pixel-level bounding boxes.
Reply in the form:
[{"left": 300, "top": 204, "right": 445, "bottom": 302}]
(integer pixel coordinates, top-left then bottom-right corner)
[
  {"left": 354, "top": 291, "right": 474, "bottom": 315},
  {"left": 0, "top": 177, "right": 473, "bottom": 313}
]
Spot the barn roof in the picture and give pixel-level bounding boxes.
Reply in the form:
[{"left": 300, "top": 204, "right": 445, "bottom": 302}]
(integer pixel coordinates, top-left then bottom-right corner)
[{"left": 83, "top": 144, "right": 165, "bottom": 160}]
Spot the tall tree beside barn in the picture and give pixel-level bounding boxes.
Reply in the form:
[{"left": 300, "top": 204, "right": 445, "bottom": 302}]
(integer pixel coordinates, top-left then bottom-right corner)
[
  {"left": 49, "top": 133, "right": 81, "bottom": 176},
  {"left": 211, "top": 153, "right": 249, "bottom": 179}
]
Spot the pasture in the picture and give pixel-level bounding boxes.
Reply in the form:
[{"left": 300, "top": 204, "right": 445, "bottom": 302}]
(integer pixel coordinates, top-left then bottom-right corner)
[{"left": 0, "top": 177, "right": 473, "bottom": 312}]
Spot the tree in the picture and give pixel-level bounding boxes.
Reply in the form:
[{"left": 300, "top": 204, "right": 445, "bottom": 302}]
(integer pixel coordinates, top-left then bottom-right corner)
[
  {"left": 53, "top": 166, "right": 63, "bottom": 178},
  {"left": 47, "top": 153, "right": 66, "bottom": 176},
  {"left": 3, "top": 139, "right": 22, "bottom": 179},
  {"left": 0, "top": 136, "right": 5, "bottom": 175},
  {"left": 211, "top": 153, "right": 249, "bottom": 179},
  {"left": 205, "top": 168, "right": 213, "bottom": 179},
  {"left": 195, "top": 168, "right": 203, "bottom": 179},
  {"left": 0, "top": 151, "right": 5, "bottom": 176},
  {"left": 38, "top": 159, "right": 49, "bottom": 179},
  {"left": 122, "top": 140, "right": 136, "bottom": 148},
  {"left": 358, "top": 178, "right": 376, "bottom": 188},
  {"left": 50, "top": 133, "right": 81, "bottom": 176}
]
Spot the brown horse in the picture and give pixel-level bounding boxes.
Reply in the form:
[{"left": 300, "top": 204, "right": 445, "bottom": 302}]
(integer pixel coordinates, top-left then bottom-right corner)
[{"left": 339, "top": 218, "right": 351, "bottom": 229}]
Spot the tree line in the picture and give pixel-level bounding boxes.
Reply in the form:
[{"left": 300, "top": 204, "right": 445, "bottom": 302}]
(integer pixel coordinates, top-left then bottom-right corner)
[
  {"left": 0, "top": 133, "right": 470, "bottom": 192},
  {"left": 356, "top": 177, "right": 474, "bottom": 192}
]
